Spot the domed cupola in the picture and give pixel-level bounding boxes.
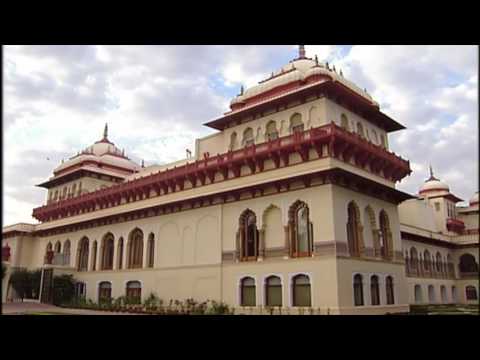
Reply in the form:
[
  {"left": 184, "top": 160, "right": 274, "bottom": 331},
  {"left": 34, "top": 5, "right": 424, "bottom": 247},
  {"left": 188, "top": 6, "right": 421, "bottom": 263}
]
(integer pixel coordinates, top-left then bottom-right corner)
[
  {"left": 52, "top": 123, "right": 141, "bottom": 176},
  {"left": 419, "top": 165, "right": 450, "bottom": 197},
  {"left": 469, "top": 191, "right": 479, "bottom": 207}
]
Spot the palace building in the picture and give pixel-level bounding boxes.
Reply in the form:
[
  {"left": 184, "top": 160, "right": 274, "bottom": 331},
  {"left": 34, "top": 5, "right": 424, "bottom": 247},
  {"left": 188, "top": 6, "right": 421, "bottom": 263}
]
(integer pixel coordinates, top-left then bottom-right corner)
[{"left": 2, "top": 47, "right": 478, "bottom": 314}]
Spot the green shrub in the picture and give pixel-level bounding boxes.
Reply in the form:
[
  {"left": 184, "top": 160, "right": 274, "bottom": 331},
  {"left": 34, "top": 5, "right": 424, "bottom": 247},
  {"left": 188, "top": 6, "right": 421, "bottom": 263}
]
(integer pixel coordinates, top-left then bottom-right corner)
[
  {"left": 52, "top": 274, "right": 75, "bottom": 306},
  {"left": 8, "top": 268, "right": 40, "bottom": 300}
]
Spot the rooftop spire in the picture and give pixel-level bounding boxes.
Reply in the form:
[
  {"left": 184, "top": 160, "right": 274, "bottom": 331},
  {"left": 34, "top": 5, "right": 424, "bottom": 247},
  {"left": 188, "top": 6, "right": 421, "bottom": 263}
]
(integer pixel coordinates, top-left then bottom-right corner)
[
  {"left": 299, "top": 45, "right": 306, "bottom": 59},
  {"left": 427, "top": 164, "right": 439, "bottom": 181},
  {"left": 103, "top": 123, "right": 108, "bottom": 140}
]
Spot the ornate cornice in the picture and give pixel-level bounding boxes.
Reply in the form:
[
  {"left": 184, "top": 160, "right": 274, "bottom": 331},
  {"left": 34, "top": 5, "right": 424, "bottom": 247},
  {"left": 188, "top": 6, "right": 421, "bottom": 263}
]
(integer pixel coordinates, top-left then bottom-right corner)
[{"left": 33, "top": 168, "right": 412, "bottom": 237}]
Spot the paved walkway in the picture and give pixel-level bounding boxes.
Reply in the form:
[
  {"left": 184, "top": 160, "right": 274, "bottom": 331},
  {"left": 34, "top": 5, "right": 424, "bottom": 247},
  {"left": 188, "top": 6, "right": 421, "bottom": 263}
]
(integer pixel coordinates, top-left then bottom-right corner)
[{"left": 2, "top": 302, "right": 138, "bottom": 315}]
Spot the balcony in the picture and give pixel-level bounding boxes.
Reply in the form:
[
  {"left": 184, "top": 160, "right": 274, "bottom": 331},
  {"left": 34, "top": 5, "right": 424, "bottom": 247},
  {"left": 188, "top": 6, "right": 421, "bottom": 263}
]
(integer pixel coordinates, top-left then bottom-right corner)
[{"left": 32, "top": 122, "right": 411, "bottom": 223}]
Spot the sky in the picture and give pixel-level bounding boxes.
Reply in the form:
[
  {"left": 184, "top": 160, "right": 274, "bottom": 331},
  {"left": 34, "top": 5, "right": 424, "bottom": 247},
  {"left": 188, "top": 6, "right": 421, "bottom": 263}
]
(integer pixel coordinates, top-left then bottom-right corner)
[{"left": 3, "top": 45, "right": 478, "bottom": 225}]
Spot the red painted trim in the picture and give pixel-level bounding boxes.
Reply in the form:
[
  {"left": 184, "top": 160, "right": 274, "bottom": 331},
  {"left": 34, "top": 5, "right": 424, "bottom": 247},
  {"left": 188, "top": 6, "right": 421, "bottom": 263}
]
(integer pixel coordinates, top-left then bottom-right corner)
[
  {"left": 446, "top": 218, "right": 466, "bottom": 234},
  {"left": 38, "top": 169, "right": 124, "bottom": 188},
  {"left": 34, "top": 168, "right": 412, "bottom": 237},
  {"left": 54, "top": 159, "right": 136, "bottom": 177},
  {"left": 420, "top": 192, "right": 463, "bottom": 203},
  {"left": 32, "top": 123, "right": 411, "bottom": 223}
]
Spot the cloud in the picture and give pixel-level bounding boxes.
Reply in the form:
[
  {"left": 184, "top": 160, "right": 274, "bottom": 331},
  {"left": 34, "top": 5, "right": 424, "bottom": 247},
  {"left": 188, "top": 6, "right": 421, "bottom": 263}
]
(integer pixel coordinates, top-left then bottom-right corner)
[{"left": 3, "top": 45, "right": 478, "bottom": 225}]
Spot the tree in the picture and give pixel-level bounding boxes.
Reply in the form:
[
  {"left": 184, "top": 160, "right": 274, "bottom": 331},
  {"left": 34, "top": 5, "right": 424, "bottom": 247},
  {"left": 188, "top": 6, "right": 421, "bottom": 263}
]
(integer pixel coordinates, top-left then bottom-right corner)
[
  {"left": 8, "top": 269, "right": 31, "bottom": 301},
  {"left": 52, "top": 274, "right": 75, "bottom": 306}
]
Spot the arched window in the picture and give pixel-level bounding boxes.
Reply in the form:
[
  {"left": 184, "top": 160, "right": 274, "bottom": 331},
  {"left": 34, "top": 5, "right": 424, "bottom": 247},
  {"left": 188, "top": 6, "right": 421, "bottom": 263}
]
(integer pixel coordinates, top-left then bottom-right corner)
[
  {"left": 353, "top": 274, "right": 364, "bottom": 306},
  {"left": 240, "top": 277, "right": 256, "bottom": 306},
  {"left": 356, "top": 122, "right": 365, "bottom": 138},
  {"left": 459, "top": 254, "right": 479, "bottom": 274},
  {"left": 386, "top": 276, "right": 395, "bottom": 305},
  {"left": 265, "top": 276, "right": 282, "bottom": 307},
  {"left": 126, "top": 281, "right": 142, "bottom": 304},
  {"left": 101, "top": 233, "right": 114, "bottom": 270},
  {"left": 379, "top": 210, "right": 392, "bottom": 260},
  {"left": 370, "top": 275, "right": 380, "bottom": 305},
  {"left": 447, "top": 254, "right": 454, "bottom": 277},
  {"left": 265, "top": 120, "right": 279, "bottom": 141},
  {"left": 45, "top": 242, "right": 53, "bottom": 264},
  {"left": 428, "top": 285, "right": 435, "bottom": 303},
  {"left": 127, "top": 228, "right": 144, "bottom": 269},
  {"left": 423, "top": 250, "right": 431, "bottom": 271},
  {"left": 466, "top": 286, "right": 478, "bottom": 300},
  {"left": 290, "top": 113, "right": 304, "bottom": 133},
  {"left": 91, "top": 240, "right": 98, "bottom": 271},
  {"left": 147, "top": 233, "right": 155, "bottom": 268},
  {"left": 117, "top": 237, "right": 124, "bottom": 270},
  {"left": 435, "top": 252, "right": 443, "bottom": 273},
  {"left": 440, "top": 285, "right": 447, "bottom": 303},
  {"left": 238, "top": 210, "right": 259, "bottom": 261},
  {"left": 242, "top": 127, "right": 254, "bottom": 147},
  {"left": 292, "top": 274, "right": 311, "bottom": 307},
  {"left": 63, "top": 240, "right": 71, "bottom": 266},
  {"left": 410, "top": 247, "right": 419, "bottom": 272},
  {"left": 98, "top": 282, "right": 112, "bottom": 303},
  {"left": 340, "top": 114, "right": 349, "bottom": 131},
  {"left": 451, "top": 286, "right": 457, "bottom": 302},
  {"left": 54, "top": 241, "right": 62, "bottom": 254},
  {"left": 77, "top": 237, "right": 89, "bottom": 272},
  {"left": 229, "top": 132, "right": 238, "bottom": 151},
  {"left": 289, "top": 201, "right": 313, "bottom": 257},
  {"left": 372, "top": 130, "right": 378, "bottom": 144},
  {"left": 380, "top": 134, "right": 387, "bottom": 149},
  {"left": 347, "top": 201, "right": 362, "bottom": 257},
  {"left": 414, "top": 285, "right": 423, "bottom": 304},
  {"left": 365, "top": 206, "right": 380, "bottom": 257}
]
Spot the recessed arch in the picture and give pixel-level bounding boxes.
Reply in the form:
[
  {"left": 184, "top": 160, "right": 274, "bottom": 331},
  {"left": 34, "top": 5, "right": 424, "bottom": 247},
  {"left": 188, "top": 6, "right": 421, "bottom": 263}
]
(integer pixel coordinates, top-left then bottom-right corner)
[
  {"left": 126, "top": 280, "right": 142, "bottom": 304},
  {"left": 101, "top": 232, "right": 115, "bottom": 270},
  {"left": 240, "top": 276, "right": 256, "bottom": 306},
  {"left": 290, "top": 113, "right": 304, "bottom": 133},
  {"left": 238, "top": 209, "right": 259, "bottom": 260},
  {"left": 242, "top": 127, "right": 254, "bottom": 147},
  {"left": 264, "top": 275, "right": 283, "bottom": 307},
  {"left": 291, "top": 274, "right": 311, "bottom": 307},
  {"left": 265, "top": 120, "right": 279, "bottom": 141},
  {"left": 386, "top": 275, "right": 395, "bottom": 305},
  {"left": 347, "top": 201, "right": 363, "bottom": 257},
  {"left": 288, "top": 200, "right": 313, "bottom": 257},
  {"left": 77, "top": 237, "right": 89, "bottom": 272},
  {"left": 127, "top": 228, "right": 144, "bottom": 269},
  {"left": 370, "top": 275, "right": 380, "bottom": 306},
  {"left": 353, "top": 273, "right": 364, "bottom": 306},
  {"left": 379, "top": 210, "right": 393, "bottom": 260},
  {"left": 340, "top": 113, "right": 349, "bottom": 131}
]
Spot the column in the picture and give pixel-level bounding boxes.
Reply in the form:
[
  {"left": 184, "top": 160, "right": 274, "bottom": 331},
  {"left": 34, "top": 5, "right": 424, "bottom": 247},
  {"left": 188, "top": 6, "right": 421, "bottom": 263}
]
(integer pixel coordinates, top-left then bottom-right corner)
[
  {"left": 258, "top": 229, "right": 265, "bottom": 260},
  {"left": 142, "top": 236, "right": 149, "bottom": 268},
  {"left": 112, "top": 238, "right": 118, "bottom": 270}
]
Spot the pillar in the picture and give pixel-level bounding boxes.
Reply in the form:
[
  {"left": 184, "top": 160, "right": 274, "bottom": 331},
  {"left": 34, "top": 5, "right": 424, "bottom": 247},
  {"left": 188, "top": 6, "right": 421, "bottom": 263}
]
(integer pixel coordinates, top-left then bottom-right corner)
[{"left": 112, "top": 238, "right": 118, "bottom": 270}]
